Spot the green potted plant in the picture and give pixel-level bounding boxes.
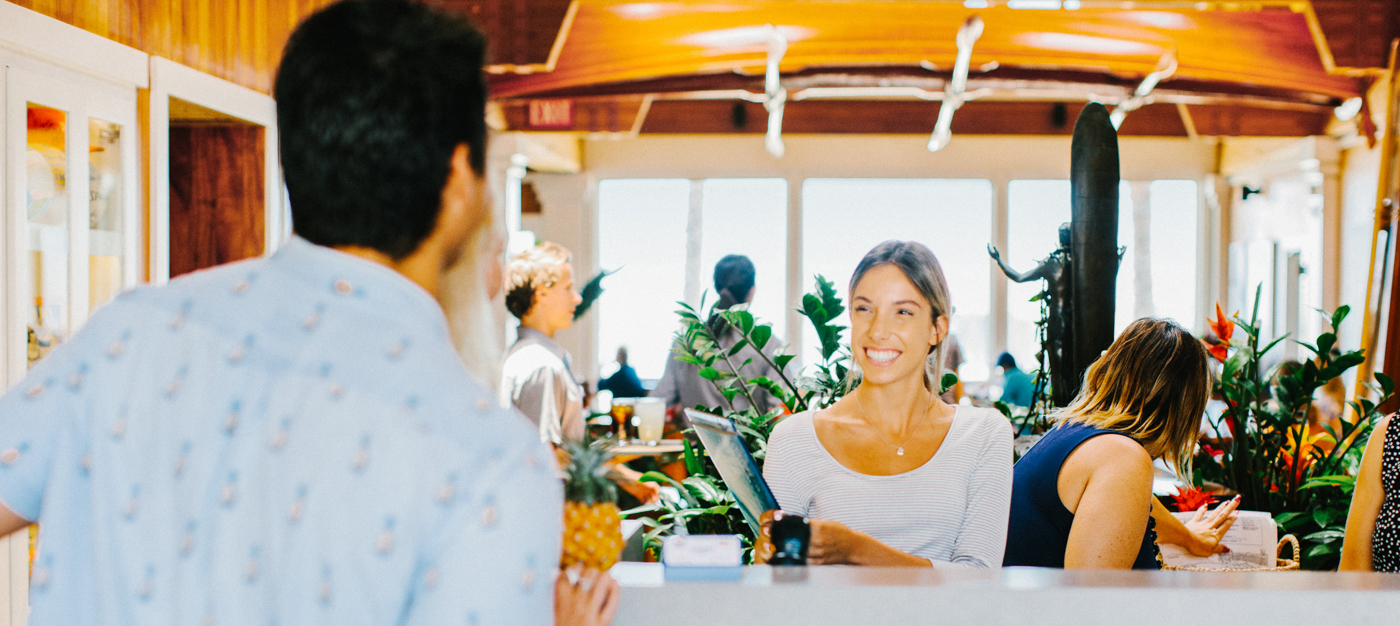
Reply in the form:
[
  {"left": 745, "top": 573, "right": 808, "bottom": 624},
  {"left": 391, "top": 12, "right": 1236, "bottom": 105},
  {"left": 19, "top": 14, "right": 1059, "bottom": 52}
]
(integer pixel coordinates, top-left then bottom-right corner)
[{"left": 1197, "top": 287, "right": 1393, "bottom": 570}]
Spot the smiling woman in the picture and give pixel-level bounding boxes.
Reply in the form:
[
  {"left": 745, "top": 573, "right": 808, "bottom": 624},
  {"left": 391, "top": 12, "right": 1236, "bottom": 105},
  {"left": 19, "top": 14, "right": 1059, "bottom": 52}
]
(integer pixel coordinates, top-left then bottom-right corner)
[{"left": 762, "top": 241, "right": 1013, "bottom": 568}]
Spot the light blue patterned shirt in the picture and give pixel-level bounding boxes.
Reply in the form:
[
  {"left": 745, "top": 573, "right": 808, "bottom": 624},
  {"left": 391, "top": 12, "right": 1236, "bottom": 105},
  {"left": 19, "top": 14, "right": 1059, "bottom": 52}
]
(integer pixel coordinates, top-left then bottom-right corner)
[{"left": 0, "top": 237, "right": 561, "bottom": 625}]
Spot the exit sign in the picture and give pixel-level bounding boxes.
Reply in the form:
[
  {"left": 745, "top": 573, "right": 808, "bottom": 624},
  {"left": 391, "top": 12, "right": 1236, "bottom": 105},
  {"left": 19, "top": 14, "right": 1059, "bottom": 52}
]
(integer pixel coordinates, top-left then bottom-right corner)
[{"left": 528, "top": 100, "right": 573, "bottom": 129}]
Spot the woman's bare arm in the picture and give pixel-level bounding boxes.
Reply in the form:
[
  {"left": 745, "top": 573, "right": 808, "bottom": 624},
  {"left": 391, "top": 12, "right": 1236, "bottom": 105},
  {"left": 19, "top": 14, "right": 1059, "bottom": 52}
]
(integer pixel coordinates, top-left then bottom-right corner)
[
  {"left": 1340, "top": 415, "right": 1390, "bottom": 571},
  {"left": 1062, "top": 436, "right": 1155, "bottom": 569}
]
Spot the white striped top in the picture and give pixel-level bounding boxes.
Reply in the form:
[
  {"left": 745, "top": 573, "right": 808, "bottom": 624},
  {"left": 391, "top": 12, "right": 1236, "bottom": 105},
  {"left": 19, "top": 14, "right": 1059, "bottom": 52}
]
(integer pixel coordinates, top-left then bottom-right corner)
[{"left": 763, "top": 406, "right": 1013, "bottom": 568}]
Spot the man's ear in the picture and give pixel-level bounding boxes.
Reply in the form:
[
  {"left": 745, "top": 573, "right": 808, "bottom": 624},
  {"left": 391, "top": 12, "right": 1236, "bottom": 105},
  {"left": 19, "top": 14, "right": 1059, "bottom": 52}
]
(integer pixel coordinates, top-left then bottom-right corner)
[{"left": 435, "top": 143, "right": 484, "bottom": 261}]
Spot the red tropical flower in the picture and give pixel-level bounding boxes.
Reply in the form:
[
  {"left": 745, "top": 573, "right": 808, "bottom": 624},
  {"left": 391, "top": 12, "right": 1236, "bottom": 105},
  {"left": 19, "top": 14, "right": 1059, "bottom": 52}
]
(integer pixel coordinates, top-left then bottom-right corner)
[
  {"left": 1170, "top": 486, "right": 1218, "bottom": 512},
  {"left": 1204, "top": 303, "right": 1238, "bottom": 362},
  {"left": 1206, "top": 341, "right": 1229, "bottom": 362},
  {"left": 1200, "top": 444, "right": 1224, "bottom": 464},
  {"left": 1208, "top": 303, "right": 1235, "bottom": 342}
]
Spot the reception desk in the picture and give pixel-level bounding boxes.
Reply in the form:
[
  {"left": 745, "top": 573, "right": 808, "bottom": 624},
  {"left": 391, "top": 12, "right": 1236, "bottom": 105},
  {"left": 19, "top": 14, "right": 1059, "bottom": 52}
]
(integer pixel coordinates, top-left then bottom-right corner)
[{"left": 611, "top": 563, "right": 1400, "bottom": 625}]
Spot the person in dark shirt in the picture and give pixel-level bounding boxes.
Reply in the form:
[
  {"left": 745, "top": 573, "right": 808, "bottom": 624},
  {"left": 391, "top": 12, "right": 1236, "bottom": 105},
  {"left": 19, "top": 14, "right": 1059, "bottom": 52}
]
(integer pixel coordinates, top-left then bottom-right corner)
[{"left": 598, "top": 346, "right": 647, "bottom": 398}]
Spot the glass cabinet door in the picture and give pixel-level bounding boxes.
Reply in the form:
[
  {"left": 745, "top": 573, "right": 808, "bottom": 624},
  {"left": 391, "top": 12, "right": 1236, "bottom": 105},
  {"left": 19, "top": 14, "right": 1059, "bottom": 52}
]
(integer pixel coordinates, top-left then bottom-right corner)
[
  {"left": 5, "top": 66, "right": 138, "bottom": 384},
  {"left": 21, "top": 102, "right": 70, "bottom": 366}
]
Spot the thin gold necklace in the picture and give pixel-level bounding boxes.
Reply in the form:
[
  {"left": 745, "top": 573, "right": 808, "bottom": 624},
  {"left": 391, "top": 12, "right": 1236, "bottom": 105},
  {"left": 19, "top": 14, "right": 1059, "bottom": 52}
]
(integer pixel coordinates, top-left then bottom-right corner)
[{"left": 852, "top": 388, "right": 935, "bottom": 456}]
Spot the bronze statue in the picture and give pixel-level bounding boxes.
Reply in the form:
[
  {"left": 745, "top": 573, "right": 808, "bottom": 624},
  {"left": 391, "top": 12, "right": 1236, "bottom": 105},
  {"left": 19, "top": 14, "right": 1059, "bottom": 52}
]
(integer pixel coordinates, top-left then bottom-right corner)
[
  {"left": 988, "top": 102, "right": 1122, "bottom": 408},
  {"left": 989, "top": 224, "right": 1075, "bottom": 407}
]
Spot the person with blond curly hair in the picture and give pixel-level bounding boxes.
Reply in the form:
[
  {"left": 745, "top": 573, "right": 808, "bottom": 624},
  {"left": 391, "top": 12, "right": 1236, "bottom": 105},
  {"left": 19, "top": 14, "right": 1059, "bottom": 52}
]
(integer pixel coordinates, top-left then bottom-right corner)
[
  {"left": 499, "top": 242, "right": 586, "bottom": 445},
  {"left": 499, "top": 242, "right": 659, "bottom": 505}
]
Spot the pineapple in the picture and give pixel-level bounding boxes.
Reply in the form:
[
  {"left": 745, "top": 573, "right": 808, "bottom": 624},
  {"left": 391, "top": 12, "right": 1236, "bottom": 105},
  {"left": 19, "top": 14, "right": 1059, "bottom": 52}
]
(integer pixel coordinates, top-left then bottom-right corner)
[{"left": 560, "top": 437, "right": 623, "bottom": 571}]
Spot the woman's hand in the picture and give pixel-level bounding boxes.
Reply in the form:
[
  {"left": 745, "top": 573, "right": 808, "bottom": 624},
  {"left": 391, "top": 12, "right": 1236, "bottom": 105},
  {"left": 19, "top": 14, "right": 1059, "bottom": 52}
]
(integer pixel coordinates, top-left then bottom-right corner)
[
  {"left": 807, "top": 519, "right": 931, "bottom": 566},
  {"left": 1180, "top": 496, "right": 1240, "bottom": 556},
  {"left": 556, "top": 566, "right": 620, "bottom": 626},
  {"left": 807, "top": 519, "right": 861, "bottom": 564}
]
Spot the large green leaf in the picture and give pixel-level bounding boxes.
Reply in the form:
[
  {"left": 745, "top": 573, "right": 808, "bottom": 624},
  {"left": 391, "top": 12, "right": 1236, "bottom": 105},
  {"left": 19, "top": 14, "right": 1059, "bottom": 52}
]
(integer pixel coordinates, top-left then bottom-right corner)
[
  {"left": 750, "top": 325, "right": 772, "bottom": 351},
  {"left": 1312, "top": 508, "right": 1343, "bottom": 528},
  {"left": 1378, "top": 372, "right": 1395, "bottom": 399},
  {"left": 1302, "top": 529, "right": 1345, "bottom": 543},
  {"left": 775, "top": 354, "right": 795, "bottom": 371},
  {"left": 1331, "top": 305, "right": 1350, "bottom": 331},
  {"left": 940, "top": 372, "right": 960, "bottom": 396},
  {"left": 573, "top": 268, "right": 618, "bottom": 321}
]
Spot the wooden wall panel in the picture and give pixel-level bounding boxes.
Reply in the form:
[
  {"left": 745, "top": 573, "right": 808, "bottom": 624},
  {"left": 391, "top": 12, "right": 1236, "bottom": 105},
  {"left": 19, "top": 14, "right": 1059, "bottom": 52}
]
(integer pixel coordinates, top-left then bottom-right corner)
[
  {"left": 169, "top": 125, "right": 265, "bottom": 277},
  {"left": 8, "top": 0, "right": 338, "bottom": 93},
  {"left": 5, "top": 0, "right": 570, "bottom": 94}
]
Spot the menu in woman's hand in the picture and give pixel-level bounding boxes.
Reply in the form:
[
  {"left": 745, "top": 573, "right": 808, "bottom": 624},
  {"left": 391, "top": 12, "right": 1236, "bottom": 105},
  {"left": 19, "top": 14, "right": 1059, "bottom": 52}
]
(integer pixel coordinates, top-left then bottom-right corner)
[{"left": 1158, "top": 510, "right": 1279, "bottom": 570}]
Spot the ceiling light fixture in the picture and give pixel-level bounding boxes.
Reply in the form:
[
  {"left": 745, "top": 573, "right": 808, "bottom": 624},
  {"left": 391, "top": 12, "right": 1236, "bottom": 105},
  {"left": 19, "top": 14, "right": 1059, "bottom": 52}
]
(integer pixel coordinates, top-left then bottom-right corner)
[
  {"left": 1334, "top": 97, "right": 1363, "bottom": 122},
  {"left": 929, "top": 15, "right": 985, "bottom": 152},
  {"left": 1109, "top": 49, "right": 1177, "bottom": 129},
  {"left": 763, "top": 24, "right": 789, "bottom": 158}
]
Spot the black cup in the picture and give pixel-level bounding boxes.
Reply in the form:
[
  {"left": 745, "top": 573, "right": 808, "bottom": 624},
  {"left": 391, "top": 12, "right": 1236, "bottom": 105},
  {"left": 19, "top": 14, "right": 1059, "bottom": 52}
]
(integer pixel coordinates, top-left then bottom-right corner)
[{"left": 768, "top": 510, "right": 809, "bottom": 566}]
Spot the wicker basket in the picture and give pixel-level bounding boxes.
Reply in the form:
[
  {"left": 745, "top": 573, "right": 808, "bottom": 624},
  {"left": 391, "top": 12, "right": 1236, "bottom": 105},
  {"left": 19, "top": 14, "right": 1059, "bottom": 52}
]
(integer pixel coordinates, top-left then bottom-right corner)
[{"left": 1162, "top": 534, "right": 1300, "bottom": 572}]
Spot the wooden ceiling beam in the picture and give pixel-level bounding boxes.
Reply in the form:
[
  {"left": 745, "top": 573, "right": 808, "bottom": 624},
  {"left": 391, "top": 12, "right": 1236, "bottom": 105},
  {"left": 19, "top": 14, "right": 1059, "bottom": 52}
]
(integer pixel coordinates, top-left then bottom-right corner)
[{"left": 564, "top": 99, "right": 1327, "bottom": 137}]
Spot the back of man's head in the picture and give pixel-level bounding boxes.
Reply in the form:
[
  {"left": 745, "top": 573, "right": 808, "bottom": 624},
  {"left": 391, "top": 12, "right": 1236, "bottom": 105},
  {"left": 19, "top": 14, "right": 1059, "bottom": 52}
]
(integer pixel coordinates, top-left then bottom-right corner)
[
  {"left": 276, "top": 0, "right": 488, "bottom": 260},
  {"left": 997, "top": 352, "right": 1017, "bottom": 370}
]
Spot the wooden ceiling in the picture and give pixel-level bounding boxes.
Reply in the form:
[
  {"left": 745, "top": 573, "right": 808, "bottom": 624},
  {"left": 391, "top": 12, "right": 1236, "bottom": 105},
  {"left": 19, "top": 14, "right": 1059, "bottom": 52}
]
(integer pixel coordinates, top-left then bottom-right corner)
[
  {"left": 482, "top": 0, "right": 1395, "bottom": 137},
  {"left": 12, "top": 0, "right": 1395, "bottom": 137}
]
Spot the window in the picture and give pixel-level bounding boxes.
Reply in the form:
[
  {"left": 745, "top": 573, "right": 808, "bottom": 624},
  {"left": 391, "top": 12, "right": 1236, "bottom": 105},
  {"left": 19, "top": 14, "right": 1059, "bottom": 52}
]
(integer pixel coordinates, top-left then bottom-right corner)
[
  {"left": 596, "top": 179, "right": 690, "bottom": 380},
  {"left": 700, "top": 179, "right": 788, "bottom": 342},
  {"left": 801, "top": 179, "right": 994, "bottom": 381}
]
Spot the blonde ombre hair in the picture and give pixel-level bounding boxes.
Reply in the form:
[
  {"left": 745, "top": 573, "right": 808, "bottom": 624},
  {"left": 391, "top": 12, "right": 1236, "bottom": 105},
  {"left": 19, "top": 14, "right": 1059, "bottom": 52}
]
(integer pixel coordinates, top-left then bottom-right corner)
[{"left": 1055, "top": 317, "right": 1209, "bottom": 479}]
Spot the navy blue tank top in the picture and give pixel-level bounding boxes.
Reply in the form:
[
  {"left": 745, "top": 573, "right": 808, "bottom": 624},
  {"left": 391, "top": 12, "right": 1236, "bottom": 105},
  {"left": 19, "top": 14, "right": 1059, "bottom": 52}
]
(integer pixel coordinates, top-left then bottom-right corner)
[{"left": 1003, "top": 422, "right": 1159, "bottom": 569}]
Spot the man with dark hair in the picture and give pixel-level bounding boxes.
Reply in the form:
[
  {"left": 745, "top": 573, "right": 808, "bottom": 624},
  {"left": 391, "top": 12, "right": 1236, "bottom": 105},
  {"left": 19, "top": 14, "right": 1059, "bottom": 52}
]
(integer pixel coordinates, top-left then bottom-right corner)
[
  {"left": 0, "top": 2, "right": 615, "bottom": 625},
  {"left": 998, "top": 352, "right": 1034, "bottom": 408},
  {"left": 598, "top": 347, "right": 647, "bottom": 399}
]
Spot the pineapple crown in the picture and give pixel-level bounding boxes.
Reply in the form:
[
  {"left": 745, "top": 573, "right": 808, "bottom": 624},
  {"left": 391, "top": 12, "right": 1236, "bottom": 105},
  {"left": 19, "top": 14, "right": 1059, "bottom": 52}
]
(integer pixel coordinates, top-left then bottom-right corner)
[{"left": 561, "top": 436, "right": 618, "bottom": 505}]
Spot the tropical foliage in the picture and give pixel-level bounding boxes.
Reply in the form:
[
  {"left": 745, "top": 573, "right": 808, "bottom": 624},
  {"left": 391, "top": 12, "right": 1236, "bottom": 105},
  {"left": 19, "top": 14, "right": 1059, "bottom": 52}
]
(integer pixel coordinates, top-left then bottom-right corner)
[{"left": 1197, "top": 289, "right": 1393, "bottom": 569}]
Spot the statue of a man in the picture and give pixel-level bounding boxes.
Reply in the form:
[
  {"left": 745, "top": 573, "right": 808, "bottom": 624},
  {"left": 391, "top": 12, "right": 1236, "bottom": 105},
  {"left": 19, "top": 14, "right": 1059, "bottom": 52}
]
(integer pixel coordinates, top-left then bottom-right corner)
[{"left": 988, "top": 223, "right": 1075, "bottom": 407}]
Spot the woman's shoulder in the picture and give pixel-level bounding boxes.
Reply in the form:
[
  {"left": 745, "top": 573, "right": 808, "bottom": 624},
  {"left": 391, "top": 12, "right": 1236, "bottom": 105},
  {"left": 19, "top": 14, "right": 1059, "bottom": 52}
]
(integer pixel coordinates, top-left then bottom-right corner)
[
  {"left": 768, "top": 410, "right": 816, "bottom": 446},
  {"left": 954, "top": 405, "right": 1014, "bottom": 438}
]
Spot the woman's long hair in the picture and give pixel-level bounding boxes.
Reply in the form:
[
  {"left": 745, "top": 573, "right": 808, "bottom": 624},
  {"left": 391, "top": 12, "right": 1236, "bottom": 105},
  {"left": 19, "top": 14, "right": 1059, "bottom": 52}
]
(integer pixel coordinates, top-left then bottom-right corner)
[
  {"left": 441, "top": 201, "right": 505, "bottom": 387},
  {"left": 1055, "top": 317, "right": 1210, "bottom": 479},
  {"left": 847, "top": 240, "right": 953, "bottom": 392}
]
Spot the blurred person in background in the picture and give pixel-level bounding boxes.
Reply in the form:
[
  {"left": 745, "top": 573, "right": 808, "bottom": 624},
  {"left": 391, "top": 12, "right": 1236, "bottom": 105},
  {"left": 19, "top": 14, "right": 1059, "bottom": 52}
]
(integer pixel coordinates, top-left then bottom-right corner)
[
  {"left": 501, "top": 242, "right": 658, "bottom": 504},
  {"left": 652, "top": 254, "right": 787, "bottom": 414},
  {"left": 598, "top": 346, "right": 647, "bottom": 399},
  {"left": 997, "top": 352, "right": 1034, "bottom": 408}
]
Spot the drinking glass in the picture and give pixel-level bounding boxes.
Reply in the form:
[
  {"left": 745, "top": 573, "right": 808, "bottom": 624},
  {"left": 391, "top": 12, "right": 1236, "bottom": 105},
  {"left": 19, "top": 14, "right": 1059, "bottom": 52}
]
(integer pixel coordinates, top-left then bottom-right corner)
[
  {"left": 610, "top": 398, "right": 636, "bottom": 440},
  {"left": 635, "top": 398, "right": 665, "bottom": 444}
]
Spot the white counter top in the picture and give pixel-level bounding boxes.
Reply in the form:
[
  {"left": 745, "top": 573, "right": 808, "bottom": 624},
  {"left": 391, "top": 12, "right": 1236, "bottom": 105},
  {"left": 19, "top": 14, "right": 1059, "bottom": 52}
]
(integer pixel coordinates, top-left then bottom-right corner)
[{"left": 611, "top": 563, "right": 1400, "bottom": 625}]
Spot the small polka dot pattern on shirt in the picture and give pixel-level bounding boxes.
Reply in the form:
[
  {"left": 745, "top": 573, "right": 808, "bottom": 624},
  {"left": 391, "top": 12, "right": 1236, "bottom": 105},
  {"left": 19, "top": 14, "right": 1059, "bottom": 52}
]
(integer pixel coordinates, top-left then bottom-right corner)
[
  {"left": 1371, "top": 414, "right": 1400, "bottom": 572},
  {"left": 0, "top": 238, "right": 561, "bottom": 626}
]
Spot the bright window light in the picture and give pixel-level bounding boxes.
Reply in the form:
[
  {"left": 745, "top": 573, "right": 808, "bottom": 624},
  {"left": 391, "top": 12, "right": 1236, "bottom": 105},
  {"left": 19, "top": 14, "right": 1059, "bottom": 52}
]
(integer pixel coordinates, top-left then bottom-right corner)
[{"left": 597, "top": 179, "right": 691, "bottom": 380}]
